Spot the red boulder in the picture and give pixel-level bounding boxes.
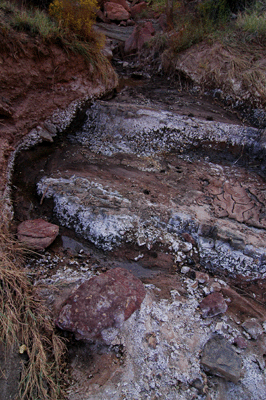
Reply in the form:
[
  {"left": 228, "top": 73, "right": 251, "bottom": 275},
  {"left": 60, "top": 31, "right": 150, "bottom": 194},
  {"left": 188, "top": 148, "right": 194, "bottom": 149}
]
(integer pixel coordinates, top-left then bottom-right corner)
[
  {"left": 56, "top": 267, "right": 146, "bottom": 342},
  {"left": 124, "top": 21, "right": 155, "bottom": 54},
  {"left": 17, "top": 218, "right": 59, "bottom": 250},
  {"left": 130, "top": 2, "right": 147, "bottom": 18},
  {"left": 104, "top": 2, "right": 130, "bottom": 21}
]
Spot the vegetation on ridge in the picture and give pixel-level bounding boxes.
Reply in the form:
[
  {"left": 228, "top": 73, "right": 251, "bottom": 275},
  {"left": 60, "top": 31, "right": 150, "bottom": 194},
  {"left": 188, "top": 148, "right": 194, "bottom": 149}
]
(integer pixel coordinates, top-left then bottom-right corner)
[{"left": 0, "top": 0, "right": 110, "bottom": 79}]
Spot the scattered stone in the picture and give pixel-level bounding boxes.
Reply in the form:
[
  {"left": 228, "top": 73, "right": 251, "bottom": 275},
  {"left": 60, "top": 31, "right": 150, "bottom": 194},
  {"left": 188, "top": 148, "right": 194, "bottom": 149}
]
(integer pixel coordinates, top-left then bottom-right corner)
[
  {"left": 104, "top": 2, "right": 130, "bottom": 21},
  {"left": 214, "top": 321, "right": 224, "bottom": 332},
  {"left": 242, "top": 318, "right": 263, "bottom": 340},
  {"left": 195, "top": 271, "right": 209, "bottom": 284},
  {"left": 181, "top": 241, "right": 193, "bottom": 253},
  {"left": 37, "top": 126, "right": 54, "bottom": 143},
  {"left": 210, "top": 281, "right": 222, "bottom": 292},
  {"left": 108, "top": 0, "right": 130, "bottom": 12},
  {"left": 17, "top": 218, "right": 59, "bottom": 250},
  {"left": 190, "top": 377, "right": 205, "bottom": 393},
  {"left": 146, "top": 333, "right": 157, "bottom": 349},
  {"left": 199, "top": 292, "right": 228, "bottom": 318},
  {"left": 127, "top": 18, "right": 135, "bottom": 26},
  {"left": 182, "top": 232, "right": 196, "bottom": 245},
  {"left": 56, "top": 267, "right": 146, "bottom": 342},
  {"left": 233, "top": 336, "right": 248, "bottom": 349},
  {"left": 201, "top": 335, "right": 242, "bottom": 383},
  {"left": 181, "top": 266, "right": 190, "bottom": 274},
  {"left": 43, "top": 121, "right": 57, "bottom": 136}
]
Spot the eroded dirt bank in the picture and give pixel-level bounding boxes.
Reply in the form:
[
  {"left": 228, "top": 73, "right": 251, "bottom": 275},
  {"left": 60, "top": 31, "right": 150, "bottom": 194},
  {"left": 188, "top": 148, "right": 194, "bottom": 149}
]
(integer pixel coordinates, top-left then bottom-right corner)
[
  {"left": 0, "top": 29, "right": 117, "bottom": 213},
  {"left": 11, "top": 78, "right": 266, "bottom": 399}
]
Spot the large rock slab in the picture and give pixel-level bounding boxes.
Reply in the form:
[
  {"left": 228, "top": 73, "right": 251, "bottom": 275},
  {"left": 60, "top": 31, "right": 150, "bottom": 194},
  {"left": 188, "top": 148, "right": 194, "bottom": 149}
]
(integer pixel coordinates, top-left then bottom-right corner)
[
  {"left": 199, "top": 292, "right": 228, "bottom": 318},
  {"left": 104, "top": 2, "right": 130, "bottom": 21},
  {"left": 56, "top": 267, "right": 146, "bottom": 342},
  {"left": 130, "top": 2, "right": 147, "bottom": 18},
  {"left": 201, "top": 335, "right": 242, "bottom": 383},
  {"left": 125, "top": 21, "right": 155, "bottom": 54},
  {"left": 17, "top": 218, "right": 59, "bottom": 250},
  {"left": 242, "top": 318, "right": 263, "bottom": 340}
]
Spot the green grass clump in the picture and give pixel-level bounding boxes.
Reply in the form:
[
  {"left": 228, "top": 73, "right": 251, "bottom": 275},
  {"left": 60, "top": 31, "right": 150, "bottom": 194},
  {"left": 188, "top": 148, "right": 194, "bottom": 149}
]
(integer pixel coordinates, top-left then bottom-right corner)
[
  {"left": 10, "top": 7, "right": 61, "bottom": 39},
  {"left": 168, "top": 0, "right": 231, "bottom": 54},
  {"left": 0, "top": 0, "right": 62, "bottom": 40},
  {"left": 236, "top": 1, "right": 266, "bottom": 40}
]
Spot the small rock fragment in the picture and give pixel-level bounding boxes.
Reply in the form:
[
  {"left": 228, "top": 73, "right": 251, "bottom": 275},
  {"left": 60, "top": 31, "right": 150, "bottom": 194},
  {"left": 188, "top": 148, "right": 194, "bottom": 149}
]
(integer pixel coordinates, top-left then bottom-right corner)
[
  {"left": 201, "top": 335, "right": 242, "bottom": 383},
  {"left": 199, "top": 292, "right": 228, "bottom": 318},
  {"left": 43, "top": 121, "right": 57, "bottom": 135},
  {"left": 181, "top": 266, "right": 190, "bottom": 274},
  {"left": 215, "top": 321, "right": 224, "bottom": 332},
  {"left": 56, "top": 267, "right": 146, "bottom": 343},
  {"left": 195, "top": 271, "right": 209, "bottom": 284},
  {"left": 17, "top": 218, "right": 59, "bottom": 250},
  {"left": 37, "top": 126, "right": 54, "bottom": 142},
  {"left": 210, "top": 281, "right": 221, "bottom": 292},
  {"left": 242, "top": 318, "right": 263, "bottom": 340}
]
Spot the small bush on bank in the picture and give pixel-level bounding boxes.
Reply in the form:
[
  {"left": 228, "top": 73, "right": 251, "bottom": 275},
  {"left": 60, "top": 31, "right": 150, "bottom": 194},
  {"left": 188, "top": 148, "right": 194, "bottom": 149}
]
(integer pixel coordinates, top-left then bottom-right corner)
[
  {"left": 49, "top": 0, "right": 98, "bottom": 39},
  {"left": 0, "top": 0, "right": 110, "bottom": 79},
  {"left": 236, "top": 0, "right": 266, "bottom": 40},
  {"left": 10, "top": 7, "right": 61, "bottom": 39}
]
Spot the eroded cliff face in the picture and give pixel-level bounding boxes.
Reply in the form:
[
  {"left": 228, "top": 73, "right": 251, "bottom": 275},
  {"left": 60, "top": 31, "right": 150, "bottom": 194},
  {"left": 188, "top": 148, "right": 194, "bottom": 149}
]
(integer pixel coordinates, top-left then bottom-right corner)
[{"left": 0, "top": 30, "right": 118, "bottom": 209}]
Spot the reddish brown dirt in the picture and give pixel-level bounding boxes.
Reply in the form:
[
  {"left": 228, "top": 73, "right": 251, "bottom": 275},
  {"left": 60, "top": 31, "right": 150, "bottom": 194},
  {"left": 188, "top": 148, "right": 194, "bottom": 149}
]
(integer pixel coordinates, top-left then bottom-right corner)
[{"left": 0, "top": 30, "right": 117, "bottom": 199}]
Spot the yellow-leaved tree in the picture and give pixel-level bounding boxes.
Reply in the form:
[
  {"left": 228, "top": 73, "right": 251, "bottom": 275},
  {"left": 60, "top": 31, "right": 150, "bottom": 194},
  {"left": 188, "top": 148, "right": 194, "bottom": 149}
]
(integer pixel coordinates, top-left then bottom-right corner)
[{"left": 49, "top": 0, "right": 98, "bottom": 38}]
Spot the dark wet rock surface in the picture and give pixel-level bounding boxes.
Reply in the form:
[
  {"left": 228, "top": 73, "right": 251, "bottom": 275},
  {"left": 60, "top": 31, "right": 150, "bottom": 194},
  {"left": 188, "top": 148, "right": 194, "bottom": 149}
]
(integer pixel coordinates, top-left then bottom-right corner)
[
  {"left": 11, "top": 78, "right": 266, "bottom": 399},
  {"left": 201, "top": 335, "right": 242, "bottom": 383}
]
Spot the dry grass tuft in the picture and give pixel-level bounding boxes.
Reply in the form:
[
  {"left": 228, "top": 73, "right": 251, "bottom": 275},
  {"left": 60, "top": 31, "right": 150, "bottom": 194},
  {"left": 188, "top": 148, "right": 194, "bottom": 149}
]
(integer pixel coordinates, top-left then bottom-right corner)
[{"left": 0, "top": 219, "right": 67, "bottom": 399}]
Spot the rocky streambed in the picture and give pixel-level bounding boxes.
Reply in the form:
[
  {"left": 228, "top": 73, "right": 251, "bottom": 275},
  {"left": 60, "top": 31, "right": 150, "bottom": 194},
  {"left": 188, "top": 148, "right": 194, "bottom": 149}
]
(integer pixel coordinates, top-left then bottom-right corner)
[{"left": 11, "top": 78, "right": 266, "bottom": 399}]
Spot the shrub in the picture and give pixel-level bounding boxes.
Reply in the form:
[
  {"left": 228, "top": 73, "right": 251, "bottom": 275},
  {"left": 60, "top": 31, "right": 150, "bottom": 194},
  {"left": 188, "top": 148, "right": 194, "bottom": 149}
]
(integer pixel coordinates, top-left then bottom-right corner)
[
  {"left": 11, "top": 8, "right": 61, "bottom": 39},
  {"left": 49, "top": 0, "right": 98, "bottom": 38},
  {"left": 197, "top": 0, "right": 231, "bottom": 24},
  {"left": 236, "top": 1, "right": 266, "bottom": 39}
]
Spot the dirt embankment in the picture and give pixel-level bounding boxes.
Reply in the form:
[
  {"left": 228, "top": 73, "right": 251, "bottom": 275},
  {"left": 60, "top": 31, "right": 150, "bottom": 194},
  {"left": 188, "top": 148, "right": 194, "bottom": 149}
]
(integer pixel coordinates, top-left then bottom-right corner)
[{"left": 0, "top": 30, "right": 118, "bottom": 205}]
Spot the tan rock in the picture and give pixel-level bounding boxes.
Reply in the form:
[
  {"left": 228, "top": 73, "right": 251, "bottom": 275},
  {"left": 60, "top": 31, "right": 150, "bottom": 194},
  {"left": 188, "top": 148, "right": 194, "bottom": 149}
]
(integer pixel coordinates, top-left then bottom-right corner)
[
  {"left": 17, "top": 218, "right": 59, "bottom": 250},
  {"left": 104, "top": 2, "right": 130, "bottom": 21}
]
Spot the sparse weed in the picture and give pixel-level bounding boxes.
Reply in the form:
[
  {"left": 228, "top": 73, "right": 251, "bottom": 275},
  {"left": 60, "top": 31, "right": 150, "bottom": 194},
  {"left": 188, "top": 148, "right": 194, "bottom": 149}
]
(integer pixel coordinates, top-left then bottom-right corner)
[
  {"left": 0, "top": 0, "right": 111, "bottom": 79},
  {"left": 0, "top": 218, "right": 67, "bottom": 399},
  {"left": 11, "top": 8, "right": 61, "bottom": 39},
  {"left": 236, "top": 1, "right": 266, "bottom": 40}
]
